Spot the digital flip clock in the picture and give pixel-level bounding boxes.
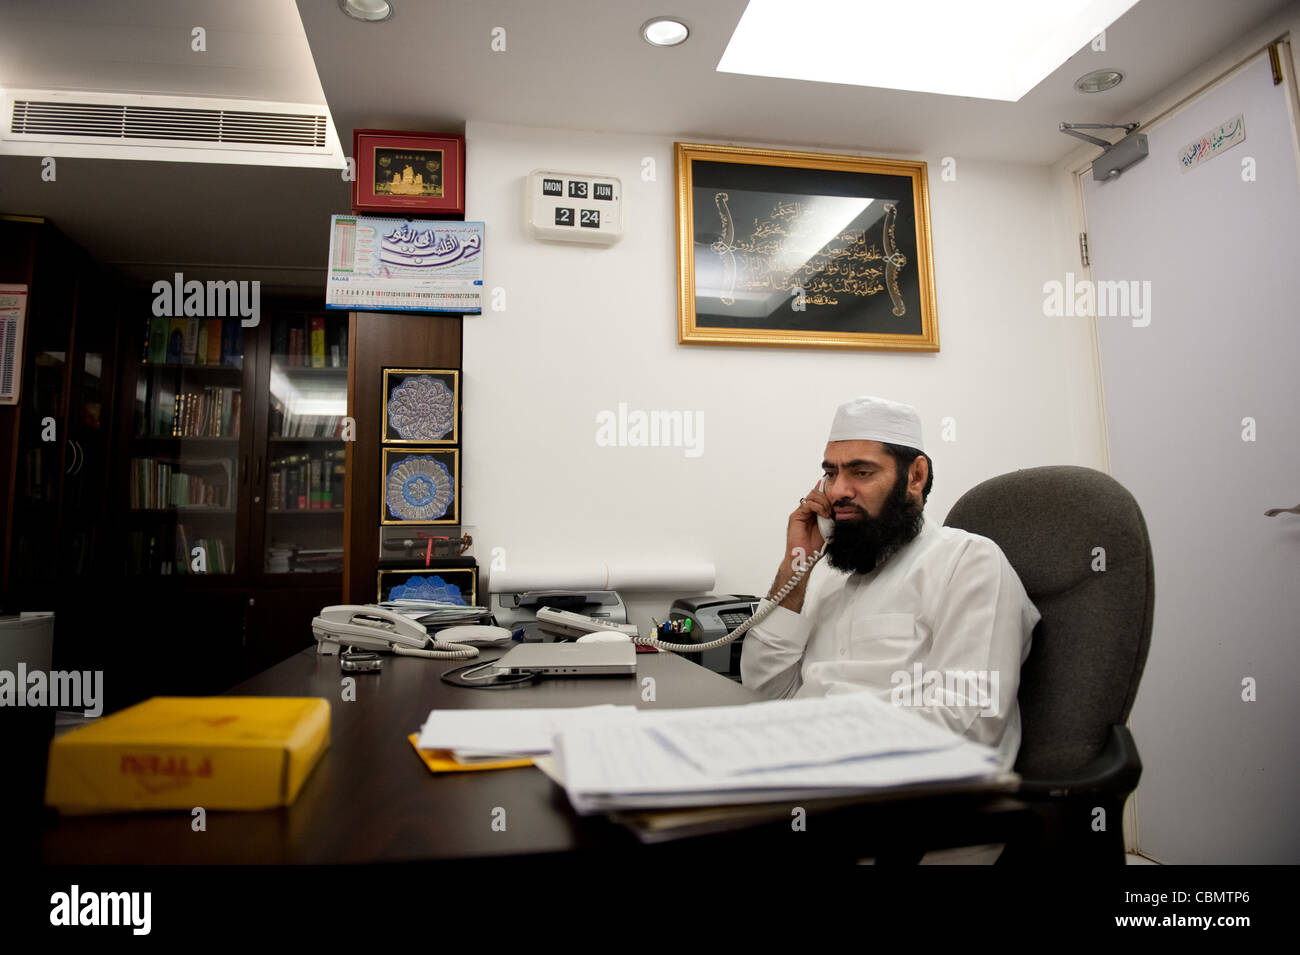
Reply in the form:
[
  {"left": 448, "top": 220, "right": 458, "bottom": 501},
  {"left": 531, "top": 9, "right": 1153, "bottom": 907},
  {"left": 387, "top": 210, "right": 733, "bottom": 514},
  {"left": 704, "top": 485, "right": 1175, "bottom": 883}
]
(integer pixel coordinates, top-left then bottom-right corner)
[{"left": 525, "top": 169, "right": 624, "bottom": 245}]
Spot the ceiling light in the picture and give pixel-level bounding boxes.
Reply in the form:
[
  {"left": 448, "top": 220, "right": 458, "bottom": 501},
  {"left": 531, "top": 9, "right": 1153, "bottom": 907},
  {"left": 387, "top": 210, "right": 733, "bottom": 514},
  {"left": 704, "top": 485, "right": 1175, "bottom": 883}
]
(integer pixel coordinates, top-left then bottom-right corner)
[
  {"left": 641, "top": 17, "right": 690, "bottom": 47},
  {"left": 340, "top": 0, "right": 392, "bottom": 22},
  {"left": 1075, "top": 69, "right": 1124, "bottom": 92},
  {"left": 718, "top": 0, "right": 1142, "bottom": 102}
]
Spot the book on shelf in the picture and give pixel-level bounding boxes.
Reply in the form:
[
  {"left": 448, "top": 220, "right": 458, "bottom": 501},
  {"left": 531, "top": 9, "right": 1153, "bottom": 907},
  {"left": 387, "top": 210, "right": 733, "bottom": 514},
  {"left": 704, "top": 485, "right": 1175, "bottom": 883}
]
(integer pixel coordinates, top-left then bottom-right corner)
[
  {"left": 160, "top": 387, "right": 240, "bottom": 437},
  {"left": 129, "top": 457, "right": 232, "bottom": 509},
  {"left": 175, "top": 525, "right": 233, "bottom": 574},
  {"left": 270, "top": 398, "right": 342, "bottom": 439},
  {"left": 142, "top": 316, "right": 242, "bottom": 367},
  {"left": 264, "top": 544, "right": 343, "bottom": 574},
  {"left": 147, "top": 316, "right": 168, "bottom": 364},
  {"left": 269, "top": 449, "right": 344, "bottom": 511},
  {"left": 309, "top": 456, "right": 321, "bottom": 508},
  {"left": 273, "top": 316, "right": 347, "bottom": 369},
  {"left": 296, "top": 454, "right": 307, "bottom": 509},
  {"left": 226, "top": 320, "right": 241, "bottom": 367},
  {"left": 182, "top": 317, "right": 199, "bottom": 365},
  {"left": 128, "top": 532, "right": 174, "bottom": 575},
  {"left": 205, "top": 318, "right": 222, "bottom": 364},
  {"left": 166, "top": 317, "right": 185, "bottom": 363},
  {"left": 310, "top": 316, "right": 326, "bottom": 368}
]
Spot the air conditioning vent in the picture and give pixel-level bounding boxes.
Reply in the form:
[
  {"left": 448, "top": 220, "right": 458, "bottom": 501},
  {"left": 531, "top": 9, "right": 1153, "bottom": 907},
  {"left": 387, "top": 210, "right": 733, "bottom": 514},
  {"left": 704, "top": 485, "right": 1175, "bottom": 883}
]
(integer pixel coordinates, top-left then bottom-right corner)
[
  {"left": 10, "top": 100, "right": 328, "bottom": 147},
  {"left": 0, "top": 89, "right": 342, "bottom": 168}
]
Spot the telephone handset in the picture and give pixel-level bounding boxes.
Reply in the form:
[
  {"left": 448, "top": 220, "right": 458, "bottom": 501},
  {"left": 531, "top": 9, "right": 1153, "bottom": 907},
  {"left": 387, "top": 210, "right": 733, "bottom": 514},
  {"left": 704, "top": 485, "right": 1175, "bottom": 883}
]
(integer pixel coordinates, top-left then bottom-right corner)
[
  {"left": 312, "top": 605, "right": 479, "bottom": 659},
  {"left": 816, "top": 476, "right": 836, "bottom": 545},
  {"left": 637, "top": 477, "right": 832, "bottom": 654}
]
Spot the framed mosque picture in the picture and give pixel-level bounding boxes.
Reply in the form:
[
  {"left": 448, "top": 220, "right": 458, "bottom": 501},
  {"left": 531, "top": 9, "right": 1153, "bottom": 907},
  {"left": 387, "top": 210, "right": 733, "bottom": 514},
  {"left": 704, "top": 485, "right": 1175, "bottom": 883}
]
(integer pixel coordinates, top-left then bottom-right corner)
[
  {"left": 381, "top": 448, "right": 460, "bottom": 525},
  {"left": 352, "top": 129, "right": 465, "bottom": 216},
  {"left": 675, "top": 142, "right": 939, "bottom": 351}
]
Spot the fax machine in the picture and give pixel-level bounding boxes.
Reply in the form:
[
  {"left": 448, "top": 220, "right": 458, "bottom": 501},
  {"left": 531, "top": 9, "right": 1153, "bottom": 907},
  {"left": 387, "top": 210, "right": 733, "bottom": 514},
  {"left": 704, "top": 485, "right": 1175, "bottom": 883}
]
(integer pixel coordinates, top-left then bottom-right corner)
[
  {"left": 667, "top": 594, "right": 760, "bottom": 682},
  {"left": 489, "top": 590, "right": 629, "bottom": 641}
]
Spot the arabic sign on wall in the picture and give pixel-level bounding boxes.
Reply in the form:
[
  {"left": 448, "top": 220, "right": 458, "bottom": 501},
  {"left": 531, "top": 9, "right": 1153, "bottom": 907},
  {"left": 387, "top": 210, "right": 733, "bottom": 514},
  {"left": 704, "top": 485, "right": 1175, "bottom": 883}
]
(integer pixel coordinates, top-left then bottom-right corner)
[
  {"left": 1179, "top": 114, "right": 1246, "bottom": 173},
  {"left": 325, "top": 215, "right": 484, "bottom": 313}
]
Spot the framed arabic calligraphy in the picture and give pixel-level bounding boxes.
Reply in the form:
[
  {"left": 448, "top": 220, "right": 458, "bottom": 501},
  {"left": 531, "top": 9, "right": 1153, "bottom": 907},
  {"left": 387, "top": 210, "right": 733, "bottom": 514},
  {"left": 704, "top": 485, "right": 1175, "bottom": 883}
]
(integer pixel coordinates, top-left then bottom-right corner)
[
  {"left": 382, "top": 368, "right": 460, "bottom": 445},
  {"left": 381, "top": 447, "right": 460, "bottom": 525},
  {"left": 675, "top": 142, "right": 939, "bottom": 351},
  {"left": 352, "top": 129, "right": 465, "bottom": 216}
]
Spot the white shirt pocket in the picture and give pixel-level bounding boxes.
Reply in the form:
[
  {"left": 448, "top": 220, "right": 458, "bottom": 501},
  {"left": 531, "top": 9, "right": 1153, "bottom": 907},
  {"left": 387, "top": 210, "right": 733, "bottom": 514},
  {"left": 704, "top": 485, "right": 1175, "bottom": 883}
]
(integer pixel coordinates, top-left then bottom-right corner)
[{"left": 848, "top": 612, "right": 919, "bottom": 669}]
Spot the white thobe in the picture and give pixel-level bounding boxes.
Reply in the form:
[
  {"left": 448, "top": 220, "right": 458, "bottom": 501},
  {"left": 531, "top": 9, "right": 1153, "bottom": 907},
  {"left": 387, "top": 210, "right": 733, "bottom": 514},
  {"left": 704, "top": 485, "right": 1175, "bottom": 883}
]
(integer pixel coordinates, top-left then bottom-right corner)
[{"left": 740, "top": 516, "right": 1040, "bottom": 769}]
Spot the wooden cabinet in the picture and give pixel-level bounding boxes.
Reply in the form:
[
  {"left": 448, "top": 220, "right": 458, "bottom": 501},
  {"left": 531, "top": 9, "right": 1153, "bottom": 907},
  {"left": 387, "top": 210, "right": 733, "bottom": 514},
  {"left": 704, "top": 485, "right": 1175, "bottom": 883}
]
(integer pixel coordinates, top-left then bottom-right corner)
[
  {"left": 341, "top": 310, "right": 462, "bottom": 603},
  {"left": 105, "top": 298, "right": 348, "bottom": 702},
  {"left": 1, "top": 221, "right": 466, "bottom": 708},
  {"left": 115, "top": 301, "right": 350, "bottom": 585},
  {"left": 0, "top": 217, "right": 120, "bottom": 609}
]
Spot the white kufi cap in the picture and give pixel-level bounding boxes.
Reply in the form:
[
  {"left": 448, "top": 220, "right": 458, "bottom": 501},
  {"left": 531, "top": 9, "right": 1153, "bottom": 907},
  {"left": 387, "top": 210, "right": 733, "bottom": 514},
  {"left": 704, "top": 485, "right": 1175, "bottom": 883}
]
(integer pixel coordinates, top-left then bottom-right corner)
[{"left": 827, "top": 396, "right": 924, "bottom": 451}]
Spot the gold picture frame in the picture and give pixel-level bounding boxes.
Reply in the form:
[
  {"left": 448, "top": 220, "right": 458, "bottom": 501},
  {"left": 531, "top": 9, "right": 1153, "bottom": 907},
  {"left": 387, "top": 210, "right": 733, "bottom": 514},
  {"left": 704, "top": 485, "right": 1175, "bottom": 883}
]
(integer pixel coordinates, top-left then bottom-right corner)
[
  {"left": 380, "top": 447, "right": 460, "bottom": 525},
  {"left": 381, "top": 368, "right": 459, "bottom": 445},
  {"left": 675, "top": 142, "right": 939, "bottom": 351},
  {"left": 378, "top": 564, "right": 478, "bottom": 605}
]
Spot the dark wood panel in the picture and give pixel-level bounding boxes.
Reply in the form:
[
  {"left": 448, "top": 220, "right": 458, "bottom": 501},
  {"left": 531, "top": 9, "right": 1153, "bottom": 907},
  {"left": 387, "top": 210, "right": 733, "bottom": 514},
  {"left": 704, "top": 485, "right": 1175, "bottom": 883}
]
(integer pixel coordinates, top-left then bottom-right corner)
[
  {"left": 343, "top": 311, "right": 462, "bottom": 603},
  {"left": 242, "top": 585, "right": 339, "bottom": 677},
  {"left": 0, "top": 219, "right": 39, "bottom": 596}
]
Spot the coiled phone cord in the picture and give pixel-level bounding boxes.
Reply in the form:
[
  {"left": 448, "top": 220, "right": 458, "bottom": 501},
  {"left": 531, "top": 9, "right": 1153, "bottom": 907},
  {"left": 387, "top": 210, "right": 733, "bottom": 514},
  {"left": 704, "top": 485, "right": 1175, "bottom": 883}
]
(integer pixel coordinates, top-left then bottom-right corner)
[
  {"left": 632, "top": 548, "right": 825, "bottom": 653},
  {"left": 392, "top": 642, "right": 479, "bottom": 660}
]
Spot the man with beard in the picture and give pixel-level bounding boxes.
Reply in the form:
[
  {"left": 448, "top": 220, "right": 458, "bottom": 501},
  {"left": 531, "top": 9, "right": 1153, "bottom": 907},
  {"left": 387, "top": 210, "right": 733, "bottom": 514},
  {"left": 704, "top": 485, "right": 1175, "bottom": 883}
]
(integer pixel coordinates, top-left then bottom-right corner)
[{"left": 740, "top": 396, "right": 1040, "bottom": 770}]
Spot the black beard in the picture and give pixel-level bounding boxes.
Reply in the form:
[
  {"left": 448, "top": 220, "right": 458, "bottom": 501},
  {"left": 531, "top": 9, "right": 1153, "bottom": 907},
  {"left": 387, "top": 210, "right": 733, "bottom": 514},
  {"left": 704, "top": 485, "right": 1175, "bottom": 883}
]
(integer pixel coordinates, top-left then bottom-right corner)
[{"left": 825, "top": 467, "right": 924, "bottom": 575}]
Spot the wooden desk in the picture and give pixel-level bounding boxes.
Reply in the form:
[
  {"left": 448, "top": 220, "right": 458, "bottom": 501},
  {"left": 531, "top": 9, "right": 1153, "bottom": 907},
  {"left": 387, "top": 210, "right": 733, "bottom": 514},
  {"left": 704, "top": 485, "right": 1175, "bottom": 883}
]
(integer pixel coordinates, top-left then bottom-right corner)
[{"left": 39, "top": 648, "right": 1033, "bottom": 863}]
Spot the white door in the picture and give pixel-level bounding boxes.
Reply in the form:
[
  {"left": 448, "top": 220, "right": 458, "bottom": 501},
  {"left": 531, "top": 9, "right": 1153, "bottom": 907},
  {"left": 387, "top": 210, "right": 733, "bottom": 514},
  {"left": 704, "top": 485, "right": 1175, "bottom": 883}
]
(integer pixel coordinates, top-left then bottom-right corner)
[{"left": 1082, "top": 49, "right": 1300, "bottom": 863}]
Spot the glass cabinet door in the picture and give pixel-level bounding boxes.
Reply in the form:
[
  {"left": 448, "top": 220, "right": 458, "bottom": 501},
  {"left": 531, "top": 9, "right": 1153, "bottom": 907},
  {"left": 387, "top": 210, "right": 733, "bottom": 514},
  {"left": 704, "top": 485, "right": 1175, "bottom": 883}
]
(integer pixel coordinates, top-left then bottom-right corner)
[
  {"left": 61, "top": 277, "right": 118, "bottom": 576},
  {"left": 262, "top": 312, "right": 347, "bottom": 575},
  {"left": 125, "top": 315, "right": 244, "bottom": 575},
  {"left": 11, "top": 274, "right": 72, "bottom": 579}
]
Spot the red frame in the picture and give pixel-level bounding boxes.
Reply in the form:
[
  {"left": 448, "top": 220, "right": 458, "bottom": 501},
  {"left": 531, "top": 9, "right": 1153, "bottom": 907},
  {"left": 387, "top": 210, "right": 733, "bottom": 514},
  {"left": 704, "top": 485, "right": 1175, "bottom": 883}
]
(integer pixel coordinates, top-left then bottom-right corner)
[{"left": 351, "top": 129, "right": 465, "bottom": 216}]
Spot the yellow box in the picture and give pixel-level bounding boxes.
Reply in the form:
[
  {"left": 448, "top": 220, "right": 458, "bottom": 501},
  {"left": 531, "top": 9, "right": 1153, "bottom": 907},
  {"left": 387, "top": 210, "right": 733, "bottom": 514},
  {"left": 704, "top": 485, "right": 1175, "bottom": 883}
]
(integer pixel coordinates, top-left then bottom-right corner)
[{"left": 45, "top": 696, "right": 330, "bottom": 813}]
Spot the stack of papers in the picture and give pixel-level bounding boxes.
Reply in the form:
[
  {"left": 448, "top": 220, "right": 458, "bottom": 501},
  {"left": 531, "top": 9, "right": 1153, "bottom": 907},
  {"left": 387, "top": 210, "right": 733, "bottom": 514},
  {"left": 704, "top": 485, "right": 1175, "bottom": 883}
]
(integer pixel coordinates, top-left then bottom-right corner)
[
  {"left": 380, "top": 599, "right": 489, "bottom": 626},
  {"left": 417, "top": 705, "right": 637, "bottom": 763},
  {"left": 552, "top": 694, "right": 1007, "bottom": 814},
  {"left": 416, "top": 695, "right": 1008, "bottom": 810}
]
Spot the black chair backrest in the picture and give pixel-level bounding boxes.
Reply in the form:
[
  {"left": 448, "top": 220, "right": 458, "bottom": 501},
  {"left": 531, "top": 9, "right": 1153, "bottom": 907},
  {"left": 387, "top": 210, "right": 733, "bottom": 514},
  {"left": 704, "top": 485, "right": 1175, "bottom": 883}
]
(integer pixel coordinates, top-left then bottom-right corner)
[{"left": 944, "top": 465, "right": 1154, "bottom": 778}]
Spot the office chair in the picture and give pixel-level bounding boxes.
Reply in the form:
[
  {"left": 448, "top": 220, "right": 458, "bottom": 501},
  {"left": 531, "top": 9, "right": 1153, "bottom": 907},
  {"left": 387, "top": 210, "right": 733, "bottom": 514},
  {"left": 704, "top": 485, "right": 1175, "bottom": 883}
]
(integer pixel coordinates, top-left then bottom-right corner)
[{"left": 944, "top": 465, "right": 1154, "bottom": 864}]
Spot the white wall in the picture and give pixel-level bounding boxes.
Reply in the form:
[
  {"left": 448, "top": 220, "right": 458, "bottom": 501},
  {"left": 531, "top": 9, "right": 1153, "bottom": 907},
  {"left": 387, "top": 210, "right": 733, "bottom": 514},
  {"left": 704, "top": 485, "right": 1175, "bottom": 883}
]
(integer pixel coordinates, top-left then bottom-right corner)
[{"left": 463, "top": 120, "right": 1105, "bottom": 627}]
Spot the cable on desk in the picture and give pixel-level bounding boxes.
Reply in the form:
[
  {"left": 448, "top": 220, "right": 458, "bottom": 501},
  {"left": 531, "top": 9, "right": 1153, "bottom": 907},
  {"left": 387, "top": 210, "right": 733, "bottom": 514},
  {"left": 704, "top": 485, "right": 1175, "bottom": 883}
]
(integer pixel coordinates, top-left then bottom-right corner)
[{"left": 439, "top": 659, "right": 539, "bottom": 689}]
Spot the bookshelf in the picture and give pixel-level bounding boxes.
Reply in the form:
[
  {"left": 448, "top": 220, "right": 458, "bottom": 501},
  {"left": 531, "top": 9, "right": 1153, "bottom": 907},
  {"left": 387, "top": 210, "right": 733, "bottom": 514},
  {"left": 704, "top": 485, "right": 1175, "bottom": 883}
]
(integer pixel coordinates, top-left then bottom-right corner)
[
  {"left": 117, "top": 302, "right": 349, "bottom": 582},
  {"left": 260, "top": 311, "right": 347, "bottom": 576},
  {"left": 126, "top": 325, "right": 244, "bottom": 576}
]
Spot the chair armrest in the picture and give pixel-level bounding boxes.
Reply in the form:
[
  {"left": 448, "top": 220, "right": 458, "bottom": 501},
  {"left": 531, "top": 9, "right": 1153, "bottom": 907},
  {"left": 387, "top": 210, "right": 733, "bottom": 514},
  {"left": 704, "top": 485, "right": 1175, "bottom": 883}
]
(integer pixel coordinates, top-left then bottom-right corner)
[{"left": 1016, "top": 724, "right": 1142, "bottom": 798}]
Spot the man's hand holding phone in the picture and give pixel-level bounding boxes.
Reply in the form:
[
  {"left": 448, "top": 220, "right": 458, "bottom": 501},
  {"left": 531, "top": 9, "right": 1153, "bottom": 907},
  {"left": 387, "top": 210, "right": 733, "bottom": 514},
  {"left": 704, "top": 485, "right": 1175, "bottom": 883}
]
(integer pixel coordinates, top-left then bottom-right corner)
[
  {"left": 768, "top": 478, "right": 834, "bottom": 614},
  {"left": 789, "top": 478, "right": 833, "bottom": 556}
]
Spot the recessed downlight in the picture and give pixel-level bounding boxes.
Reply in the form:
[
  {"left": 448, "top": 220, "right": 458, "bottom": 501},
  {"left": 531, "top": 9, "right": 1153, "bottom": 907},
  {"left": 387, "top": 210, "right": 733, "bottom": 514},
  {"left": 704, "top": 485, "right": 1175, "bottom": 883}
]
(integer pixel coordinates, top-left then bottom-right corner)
[
  {"left": 1075, "top": 69, "right": 1124, "bottom": 93},
  {"left": 641, "top": 17, "right": 690, "bottom": 47},
  {"left": 341, "top": 0, "right": 392, "bottom": 22}
]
